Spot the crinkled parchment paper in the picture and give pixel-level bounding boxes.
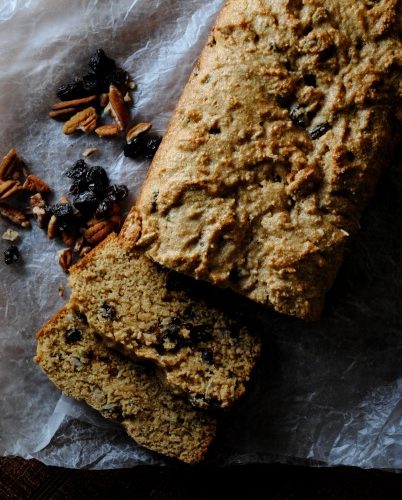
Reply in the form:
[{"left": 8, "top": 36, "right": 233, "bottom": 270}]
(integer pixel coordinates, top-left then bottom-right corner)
[{"left": 1, "top": 0, "right": 402, "bottom": 469}]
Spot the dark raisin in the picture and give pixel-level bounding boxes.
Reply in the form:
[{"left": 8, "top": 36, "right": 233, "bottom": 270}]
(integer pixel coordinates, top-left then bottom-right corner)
[
  {"left": 65, "top": 328, "right": 82, "bottom": 344},
  {"left": 86, "top": 349, "right": 95, "bottom": 360},
  {"left": 150, "top": 192, "right": 158, "bottom": 213},
  {"left": 319, "top": 45, "right": 336, "bottom": 62},
  {"left": 100, "top": 301, "right": 117, "bottom": 320},
  {"left": 276, "top": 95, "right": 292, "bottom": 108},
  {"left": 182, "top": 305, "right": 195, "bottom": 320},
  {"left": 65, "top": 160, "right": 89, "bottom": 181},
  {"left": 229, "top": 268, "right": 241, "bottom": 282},
  {"left": 82, "top": 73, "right": 100, "bottom": 95},
  {"left": 69, "top": 179, "right": 88, "bottom": 195},
  {"left": 189, "top": 324, "right": 212, "bottom": 344},
  {"left": 145, "top": 136, "right": 162, "bottom": 159},
  {"left": 48, "top": 203, "right": 73, "bottom": 218},
  {"left": 273, "top": 174, "right": 282, "bottom": 183},
  {"left": 105, "top": 184, "right": 128, "bottom": 202},
  {"left": 200, "top": 348, "right": 214, "bottom": 365},
  {"left": 75, "top": 310, "right": 88, "bottom": 324},
  {"left": 303, "top": 74, "right": 317, "bottom": 87},
  {"left": 309, "top": 122, "right": 331, "bottom": 139},
  {"left": 88, "top": 49, "right": 116, "bottom": 75},
  {"left": 56, "top": 79, "right": 87, "bottom": 101},
  {"left": 209, "top": 127, "right": 221, "bottom": 134},
  {"left": 104, "top": 68, "right": 129, "bottom": 88},
  {"left": 86, "top": 166, "right": 109, "bottom": 195},
  {"left": 4, "top": 245, "right": 19, "bottom": 265},
  {"left": 73, "top": 191, "right": 99, "bottom": 213},
  {"left": 95, "top": 198, "right": 114, "bottom": 218},
  {"left": 289, "top": 103, "right": 308, "bottom": 128}
]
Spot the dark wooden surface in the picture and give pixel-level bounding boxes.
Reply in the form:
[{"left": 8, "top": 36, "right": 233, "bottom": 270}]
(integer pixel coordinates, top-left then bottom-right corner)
[{"left": 1, "top": 457, "right": 401, "bottom": 499}]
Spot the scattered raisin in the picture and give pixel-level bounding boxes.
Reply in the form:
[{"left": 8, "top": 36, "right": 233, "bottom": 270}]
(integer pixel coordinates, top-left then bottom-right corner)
[
  {"left": 48, "top": 203, "right": 73, "bottom": 218},
  {"left": 303, "top": 74, "right": 317, "bottom": 87},
  {"left": 75, "top": 309, "right": 88, "bottom": 324},
  {"left": 105, "top": 184, "right": 128, "bottom": 202},
  {"left": 65, "top": 160, "right": 89, "bottom": 181},
  {"left": 4, "top": 245, "right": 19, "bottom": 265},
  {"left": 65, "top": 328, "right": 82, "bottom": 344},
  {"left": 56, "top": 80, "right": 88, "bottom": 101},
  {"left": 189, "top": 324, "right": 212, "bottom": 344},
  {"left": 289, "top": 103, "right": 308, "bottom": 128},
  {"left": 86, "top": 166, "right": 109, "bottom": 194},
  {"left": 73, "top": 191, "right": 99, "bottom": 213},
  {"left": 88, "top": 49, "right": 116, "bottom": 75},
  {"left": 309, "top": 122, "right": 331, "bottom": 139},
  {"left": 124, "top": 134, "right": 162, "bottom": 159},
  {"left": 104, "top": 68, "right": 129, "bottom": 88},
  {"left": 145, "top": 136, "right": 162, "bottom": 159},
  {"left": 209, "top": 127, "right": 221, "bottom": 134},
  {"left": 100, "top": 301, "right": 117, "bottom": 320},
  {"left": 95, "top": 197, "right": 114, "bottom": 218},
  {"left": 200, "top": 348, "right": 214, "bottom": 365},
  {"left": 82, "top": 73, "right": 100, "bottom": 95}
]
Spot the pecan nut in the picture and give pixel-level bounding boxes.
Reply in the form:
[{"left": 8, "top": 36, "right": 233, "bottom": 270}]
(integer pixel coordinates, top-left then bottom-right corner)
[
  {"left": 30, "top": 193, "right": 49, "bottom": 228},
  {"left": 51, "top": 95, "right": 97, "bottom": 111},
  {"left": 58, "top": 248, "right": 73, "bottom": 273},
  {"left": 84, "top": 219, "right": 115, "bottom": 245},
  {"left": 0, "top": 202, "right": 30, "bottom": 228},
  {"left": 2, "top": 228, "right": 20, "bottom": 242},
  {"left": 108, "top": 84, "right": 129, "bottom": 131},
  {"left": 0, "top": 148, "right": 18, "bottom": 180},
  {"left": 63, "top": 107, "right": 98, "bottom": 135},
  {"left": 126, "top": 122, "right": 152, "bottom": 142},
  {"left": 95, "top": 124, "right": 121, "bottom": 138},
  {"left": 0, "top": 179, "right": 22, "bottom": 200},
  {"left": 22, "top": 175, "right": 50, "bottom": 193}
]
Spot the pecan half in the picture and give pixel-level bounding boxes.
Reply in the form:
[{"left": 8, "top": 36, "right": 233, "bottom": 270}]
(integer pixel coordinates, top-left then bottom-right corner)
[
  {"left": 51, "top": 95, "right": 97, "bottom": 111},
  {"left": 58, "top": 248, "right": 73, "bottom": 273},
  {"left": 22, "top": 175, "right": 50, "bottom": 193},
  {"left": 0, "top": 149, "right": 19, "bottom": 180},
  {"left": 63, "top": 107, "right": 98, "bottom": 135},
  {"left": 84, "top": 219, "right": 115, "bottom": 245},
  {"left": 48, "top": 107, "right": 78, "bottom": 119},
  {"left": 2, "top": 228, "right": 20, "bottom": 242},
  {"left": 95, "top": 124, "right": 120, "bottom": 138},
  {"left": 108, "top": 84, "right": 129, "bottom": 130},
  {"left": 0, "top": 180, "right": 22, "bottom": 200},
  {"left": 99, "top": 93, "right": 109, "bottom": 108},
  {"left": 61, "top": 230, "right": 76, "bottom": 247},
  {"left": 126, "top": 122, "right": 152, "bottom": 142},
  {"left": 0, "top": 203, "right": 30, "bottom": 228}
]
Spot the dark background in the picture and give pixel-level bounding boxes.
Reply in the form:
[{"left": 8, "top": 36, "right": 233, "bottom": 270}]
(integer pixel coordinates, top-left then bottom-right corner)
[{"left": 1, "top": 458, "right": 402, "bottom": 499}]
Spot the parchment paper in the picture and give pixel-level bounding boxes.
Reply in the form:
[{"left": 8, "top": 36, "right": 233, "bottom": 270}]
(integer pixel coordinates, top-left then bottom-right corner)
[{"left": 1, "top": 0, "right": 402, "bottom": 469}]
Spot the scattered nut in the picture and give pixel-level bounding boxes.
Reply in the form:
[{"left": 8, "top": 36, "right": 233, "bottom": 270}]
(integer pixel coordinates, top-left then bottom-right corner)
[
  {"left": 82, "top": 147, "right": 97, "bottom": 158},
  {"left": 84, "top": 219, "right": 115, "bottom": 245},
  {"left": 51, "top": 95, "right": 97, "bottom": 111},
  {"left": 124, "top": 92, "right": 133, "bottom": 104},
  {"left": 73, "top": 236, "right": 85, "bottom": 254},
  {"left": 95, "top": 124, "right": 121, "bottom": 138},
  {"left": 2, "top": 228, "right": 20, "bottom": 242},
  {"left": 30, "top": 193, "right": 49, "bottom": 228},
  {"left": 58, "top": 285, "right": 65, "bottom": 297},
  {"left": 58, "top": 248, "right": 73, "bottom": 273},
  {"left": 99, "top": 93, "right": 109, "bottom": 108},
  {"left": 22, "top": 175, "right": 50, "bottom": 193},
  {"left": 128, "top": 80, "right": 137, "bottom": 90},
  {"left": 0, "top": 203, "right": 30, "bottom": 228},
  {"left": 47, "top": 215, "right": 58, "bottom": 239},
  {"left": 79, "top": 245, "right": 92, "bottom": 257},
  {"left": 0, "top": 179, "right": 22, "bottom": 200},
  {"left": 63, "top": 107, "right": 98, "bottom": 135},
  {"left": 126, "top": 122, "right": 152, "bottom": 142},
  {"left": 61, "top": 230, "right": 76, "bottom": 247},
  {"left": 0, "top": 148, "right": 19, "bottom": 180},
  {"left": 108, "top": 84, "right": 129, "bottom": 130}
]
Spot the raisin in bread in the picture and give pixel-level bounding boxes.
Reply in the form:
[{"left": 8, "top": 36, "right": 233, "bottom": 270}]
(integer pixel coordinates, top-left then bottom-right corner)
[
  {"left": 68, "top": 232, "right": 261, "bottom": 410},
  {"left": 35, "top": 306, "right": 216, "bottom": 464},
  {"left": 129, "top": 0, "right": 401, "bottom": 320}
]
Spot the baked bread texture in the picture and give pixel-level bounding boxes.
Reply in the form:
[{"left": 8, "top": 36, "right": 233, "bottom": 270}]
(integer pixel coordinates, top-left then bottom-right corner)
[
  {"left": 68, "top": 232, "right": 261, "bottom": 410},
  {"left": 130, "top": 0, "right": 402, "bottom": 320},
  {"left": 35, "top": 306, "right": 216, "bottom": 464}
]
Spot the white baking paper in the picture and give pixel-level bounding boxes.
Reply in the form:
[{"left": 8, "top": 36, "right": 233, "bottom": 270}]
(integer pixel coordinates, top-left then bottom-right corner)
[{"left": 1, "top": 0, "right": 402, "bottom": 469}]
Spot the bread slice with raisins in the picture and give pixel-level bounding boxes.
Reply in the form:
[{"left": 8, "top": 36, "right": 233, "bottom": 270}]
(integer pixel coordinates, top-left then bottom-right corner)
[
  {"left": 129, "top": 0, "right": 401, "bottom": 320},
  {"left": 35, "top": 306, "right": 216, "bottom": 464},
  {"left": 68, "top": 231, "right": 261, "bottom": 410}
]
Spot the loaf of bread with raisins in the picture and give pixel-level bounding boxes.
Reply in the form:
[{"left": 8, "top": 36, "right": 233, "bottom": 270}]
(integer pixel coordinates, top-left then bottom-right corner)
[{"left": 128, "top": 0, "right": 401, "bottom": 320}]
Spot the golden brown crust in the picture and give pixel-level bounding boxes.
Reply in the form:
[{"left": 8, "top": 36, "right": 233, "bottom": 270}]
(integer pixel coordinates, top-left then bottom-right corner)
[{"left": 132, "top": 0, "right": 401, "bottom": 320}]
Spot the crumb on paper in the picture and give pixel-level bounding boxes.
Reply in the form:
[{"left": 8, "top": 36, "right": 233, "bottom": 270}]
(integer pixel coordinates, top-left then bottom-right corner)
[
  {"left": 2, "top": 228, "right": 20, "bottom": 241},
  {"left": 82, "top": 148, "right": 97, "bottom": 157},
  {"left": 58, "top": 285, "right": 65, "bottom": 297}
]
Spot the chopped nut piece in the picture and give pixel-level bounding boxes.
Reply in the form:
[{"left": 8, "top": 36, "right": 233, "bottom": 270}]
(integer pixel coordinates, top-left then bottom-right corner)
[
  {"left": 100, "top": 93, "right": 109, "bottom": 108},
  {"left": 126, "top": 122, "right": 152, "bottom": 142},
  {"left": 108, "top": 84, "right": 129, "bottom": 130},
  {"left": 30, "top": 193, "right": 49, "bottom": 228},
  {"left": 63, "top": 107, "right": 98, "bottom": 135},
  {"left": 0, "top": 148, "right": 19, "bottom": 180},
  {"left": 48, "top": 107, "right": 78, "bottom": 119},
  {"left": 95, "top": 124, "right": 121, "bottom": 138},
  {"left": 84, "top": 219, "right": 115, "bottom": 245},
  {"left": 2, "top": 228, "right": 20, "bottom": 242},
  {"left": 0, "top": 179, "right": 22, "bottom": 200},
  {"left": 73, "top": 235, "right": 85, "bottom": 254},
  {"left": 128, "top": 80, "right": 137, "bottom": 90},
  {"left": 58, "top": 248, "right": 73, "bottom": 273},
  {"left": 0, "top": 203, "right": 30, "bottom": 228},
  {"left": 79, "top": 245, "right": 92, "bottom": 257},
  {"left": 124, "top": 92, "right": 133, "bottom": 104},
  {"left": 82, "top": 148, "right": 97, "bottom": 158},
  {"left": 51, "top": 95, "right": 97, "bottom": 110},
  {"left": 61, "top": 230, "right": 76, "bottom": 247},
  {"left": 22, "top": 175, "right": 50, "bottom": 193},
  {"left": 58, "top": 285, "right": 65, "bottom": 297},
  {"left": 47, "top": 215, "right": 58, "bottom": 239}
]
